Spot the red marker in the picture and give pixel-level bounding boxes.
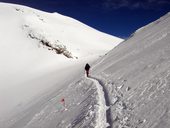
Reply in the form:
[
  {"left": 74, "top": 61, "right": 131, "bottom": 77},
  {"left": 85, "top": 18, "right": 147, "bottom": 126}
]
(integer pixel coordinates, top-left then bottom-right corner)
[
  {"left": 61, "top": 98, "right": 65, "bottom": 107},
  {"left": 60, "top": 98, "right": 68, "bottom": 111}
]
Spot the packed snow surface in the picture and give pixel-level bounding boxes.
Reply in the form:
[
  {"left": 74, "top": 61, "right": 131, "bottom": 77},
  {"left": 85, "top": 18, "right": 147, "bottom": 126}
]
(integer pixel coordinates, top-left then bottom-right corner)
[{"left": 0, "top": 2, "right": 123, "bottom": 128}]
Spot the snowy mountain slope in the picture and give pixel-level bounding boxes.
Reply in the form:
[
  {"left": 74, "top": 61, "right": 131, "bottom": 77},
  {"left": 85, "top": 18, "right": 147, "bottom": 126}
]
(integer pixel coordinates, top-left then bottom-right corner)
[
  {"left": 2, "top": 2, "right": 170, "bottom": 128},
  {"left": 8, "top": 77, "right": 108, "bottom": 128},
  {"left": 0, "top": 3, "right": 122, "bottom": 58},
  {"left": 89, "top": 12, "right": 170, "bottom": 128},
  {"left": 0, "top": 2, "right": 123, "bottom": 126},
  {"left": 7, "top": 12, "right": 170, "bottom": 128}
]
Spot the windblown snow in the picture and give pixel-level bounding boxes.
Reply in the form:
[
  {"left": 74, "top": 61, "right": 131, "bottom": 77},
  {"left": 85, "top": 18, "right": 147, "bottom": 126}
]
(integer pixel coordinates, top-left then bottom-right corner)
[
  {"left": 0, "top": 2, "right": 123, "bottom": 128},
  {"left": 91, "top": 12, "right": 170, "bottom": 128}
]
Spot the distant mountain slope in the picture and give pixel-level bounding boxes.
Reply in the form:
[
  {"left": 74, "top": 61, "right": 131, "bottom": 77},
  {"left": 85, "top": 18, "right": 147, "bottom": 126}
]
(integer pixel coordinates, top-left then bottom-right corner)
[
  {"left": 0, "top": 2, "right": 123, "bottom": 123},
  {"left": 0, "top": 2, "right": 123, "bottom": 59},
  {"left": 92, "top": 12, "right": 170, "bottom": 128}
]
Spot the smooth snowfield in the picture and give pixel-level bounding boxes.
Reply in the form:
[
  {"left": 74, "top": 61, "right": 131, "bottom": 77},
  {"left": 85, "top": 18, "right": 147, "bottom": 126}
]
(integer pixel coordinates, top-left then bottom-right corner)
[{"left": 0, "top": 2, "right": 123, "bottom": 127}]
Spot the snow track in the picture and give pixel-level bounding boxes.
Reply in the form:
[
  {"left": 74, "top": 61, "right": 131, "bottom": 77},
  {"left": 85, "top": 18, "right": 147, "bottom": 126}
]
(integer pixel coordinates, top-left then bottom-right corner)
[{"left": 88, "top": 76, "right": 110, "bottom": 128}]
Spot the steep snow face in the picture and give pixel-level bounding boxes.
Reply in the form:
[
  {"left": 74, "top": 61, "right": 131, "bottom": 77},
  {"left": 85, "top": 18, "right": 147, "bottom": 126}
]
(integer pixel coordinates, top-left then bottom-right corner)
[
  {"left": 0, "top": 2, "right": 123, "bottom": 123},
  {"left": 92, "top": 12, "right": 170, "bottom": 128}
]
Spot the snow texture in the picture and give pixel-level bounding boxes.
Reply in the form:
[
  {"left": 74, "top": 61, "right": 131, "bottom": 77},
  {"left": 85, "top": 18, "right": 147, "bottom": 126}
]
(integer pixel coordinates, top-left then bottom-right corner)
[
  {"left": 1, "top": 2, "right": 170, "bottom": 128},
  {"left": 91, "top": 11, "right": 170, "bottom": 128},
  {"left": 0, "top": 2, "right": 123, "bottom": 128}
]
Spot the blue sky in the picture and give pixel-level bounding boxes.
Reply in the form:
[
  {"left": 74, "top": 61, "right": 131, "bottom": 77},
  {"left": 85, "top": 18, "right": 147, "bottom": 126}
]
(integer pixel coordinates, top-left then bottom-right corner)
[{"left": 1, "top": 0, "right": 170, "bottom": 38}]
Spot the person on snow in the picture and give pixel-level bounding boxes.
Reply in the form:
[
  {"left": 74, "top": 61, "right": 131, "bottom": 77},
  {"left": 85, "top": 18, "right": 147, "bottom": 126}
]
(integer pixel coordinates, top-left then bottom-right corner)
[{"left": 85, "top": 63, "right": 90, "bottom": 77}]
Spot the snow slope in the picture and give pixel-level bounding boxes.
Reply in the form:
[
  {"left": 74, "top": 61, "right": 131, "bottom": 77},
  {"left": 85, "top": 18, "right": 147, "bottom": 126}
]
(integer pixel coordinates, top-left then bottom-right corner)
[
  {"left": 7, "top": 12, "right": 170, "bottom": 128},
  {"left": 0, "top": 2, "right": 123, "bottom": 126},
  {"left": 90, "top": 12, "right": 170, "bottom": 128},
  {"left": 2, "top": 2, "right": 170, "bottom": 128}
]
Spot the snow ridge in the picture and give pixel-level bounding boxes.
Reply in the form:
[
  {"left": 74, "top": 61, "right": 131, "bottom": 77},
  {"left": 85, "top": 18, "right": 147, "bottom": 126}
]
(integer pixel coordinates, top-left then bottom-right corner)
[{"left": 132, "top": 11, "right": 170, "bottom": 36}]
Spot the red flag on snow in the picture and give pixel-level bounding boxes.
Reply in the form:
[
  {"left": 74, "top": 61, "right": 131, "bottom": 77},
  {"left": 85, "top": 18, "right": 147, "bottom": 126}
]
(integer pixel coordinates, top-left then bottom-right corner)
[{"left": 61, "top": 98, "right": 65, "bottom": 103}]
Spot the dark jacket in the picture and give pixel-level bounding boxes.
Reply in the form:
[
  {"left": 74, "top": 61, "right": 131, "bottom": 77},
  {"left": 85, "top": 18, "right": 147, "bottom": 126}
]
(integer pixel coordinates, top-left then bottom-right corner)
[{"left": 85, "top": 63, "right": 90, "bottom": 71}]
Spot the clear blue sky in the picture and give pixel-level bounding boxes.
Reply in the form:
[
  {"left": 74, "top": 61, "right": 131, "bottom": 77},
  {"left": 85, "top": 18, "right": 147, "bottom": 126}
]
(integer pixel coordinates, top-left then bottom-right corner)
[{"left": 2, "top": 0, "right": 170, "bottom": 38}]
